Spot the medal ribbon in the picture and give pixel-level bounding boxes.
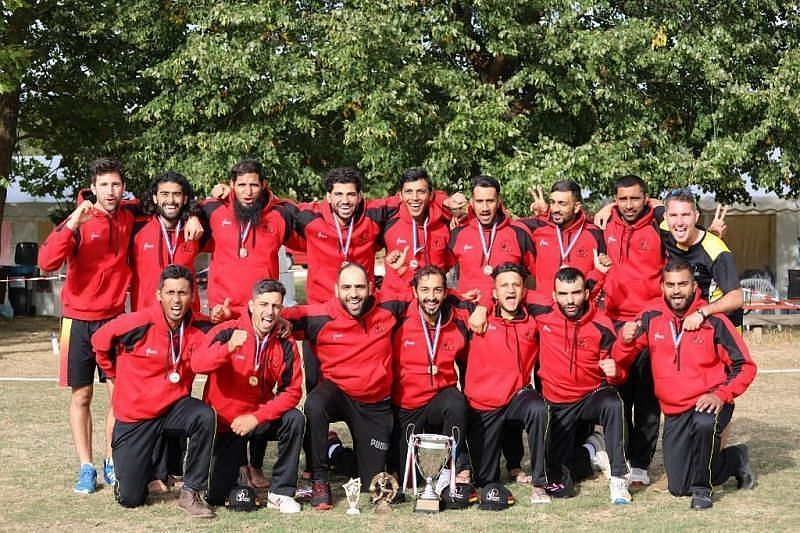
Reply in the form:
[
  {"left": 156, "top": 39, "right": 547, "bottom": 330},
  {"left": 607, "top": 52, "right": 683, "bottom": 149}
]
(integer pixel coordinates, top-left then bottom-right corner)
[
  {"left": 168, "top": 323, "right": 184, "bottom": 373},
  {"left": 556, "top": 223, "right": 584, "bottom": 265},
  {"left": 418, "top": 306, "right": 442, "bottom": 371},
  {"left": 254, "top": 334, "right": 270, "bottom": 374},
  {"left": 334, "top": 217, "right": 354, "bottom": 262},
  {"left": 411, "top": 217, "right": 429, "bottom": 260},
  {"left": 158, "top": 217, "right": 183, "bottom": 263},
  {"left": 238, "top": 221, "right": 252, "bottom": 253},
  {"left": 668, "top": 322, "right": 684, "bottom": 349},
  {"left": 477, "top": 222, "right": 497, "bottom": 266}
]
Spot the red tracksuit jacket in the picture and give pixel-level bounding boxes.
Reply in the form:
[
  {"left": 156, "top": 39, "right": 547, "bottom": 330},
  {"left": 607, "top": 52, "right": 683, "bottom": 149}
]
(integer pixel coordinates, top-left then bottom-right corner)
[
  {"left": 602, "top": 206, "right": 665, "bottom": 322},
  {"left": 382, "top": 297, "right": 470, "bottom": 410},
  {"left": 192, "top": 314, "right": 302, "bottom": 432},
  {"left": 534, "top": 300, "right": 624, "bottom": 404},
  {"left": 448, "top": 210, "right": 536, "bottom": 306},
  {"left": 39, "top": 206, "right": 134, "bottom": 320},
  {"left": 92, "top": 305, "right": 214, "bottom": 422},
  {"left": 282, "top": 296, "right": 396, "bottom": 403},
  {"left": 379, "top": 199, "right": 454, "bottom": 301},
  {"left": 612, "top": 293, "right": 757, "bottom": 416},
  {"left": 464, "top": 304, "right": 539, "bottom": 411},
  {"left": 129, "top": 216, "right": 202, "bottom": 311},
  {"left": 519, "top": 211, "right": 606, "bottom": 296},
  {"left": 201, "top": 190, "right": 294, "bottom": 308},
  {"left": 289, "top": 199, "right": 397, "bottom": 304}
]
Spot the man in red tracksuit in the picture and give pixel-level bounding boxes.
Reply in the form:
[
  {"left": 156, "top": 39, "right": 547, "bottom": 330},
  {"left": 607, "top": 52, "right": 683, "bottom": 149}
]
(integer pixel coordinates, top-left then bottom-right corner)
[
  {"left": 379, "top": 168, "right": 457, "bottom": 301},
  {"left": 613, "top": 259, "right": 757, "bottom": 510},
  {"left": 92, "top": 265, "right": 216, "bottom": 518},
  {"left": 601, "top": 174, "right": 666, "bottom": 486},
  {"left": 519, "top": 180, "right": 607, "bottom": 297},
  {"left": 282, "top": 262, "right": 396, "bottom": 510},
  {"left": 194, "top": 279, "right": 304, "bottom": 513},
  {"left": 535, "top": 267, "right": 632, "bottom": 505},
  {"left": 381, "top": 265, "right": 471, "bottom": 486},
  {"left": 130, "top": 171, "right": 203, "bottom": 311},
  {"left": 463, "top": 263, "right": 551, "bottom": 504},
  {"left": 38, "top": 157, "right": 134, "bottom": 494},
  {"left": 200, "top": 158, "right": 296, "bottom": 309}
]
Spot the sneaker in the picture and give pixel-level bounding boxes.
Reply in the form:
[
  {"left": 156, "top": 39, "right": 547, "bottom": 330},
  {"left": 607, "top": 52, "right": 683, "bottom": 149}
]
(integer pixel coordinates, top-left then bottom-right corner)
[
  {"left": 690, "top": 490, "right": 713, "bottom": 510},
  {"left": 102, "top": 458, "right": 116, "bottom": 485},
  {"left": 609, "top": 476, "right": 631, "bottom": 505},
  {"left": 310, "top": 480, "right": 333, "bottom": 510},
  {"left": 436, "top": 468, "right": 452, "bottom": 495},
  {"left": 733, "top": 444, "right": 757, "bottom": 490},
  {"left": 74, "top": 464, "right": 97, "bottom": 494},
  {"left": 628, "top": 467, "right": 651, "bottom": 487},
  {"left": 295, "top": 486, "right": 312, "bottom": 501},
  {"left": 544, "top": 466, "right": 575, "bottom": 498},
  {"left": 267, "top": 492, "right": 302, "bottom": 513},
  {"left": 585, "top": 431, "right": 610, "bottom": 479},
  {"left": 177, "top": 488, "right": 215, "bottom": 518}
]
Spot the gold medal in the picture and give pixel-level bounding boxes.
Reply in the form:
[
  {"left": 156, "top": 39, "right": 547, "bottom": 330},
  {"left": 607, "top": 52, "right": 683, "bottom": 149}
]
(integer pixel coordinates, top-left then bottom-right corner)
[
  {"left": 483, "top": 264, "right": 493, "bottom": 276},
  {"left": 168, "top": 371, "right": 180, "bottom": 384},
  {"left": 430, "top": 364, "right": 438, "bottom": 376},
  {"left": 239, "top": 247, "right": 248, "bottom": 258},
  {"left": 249, "top": 375, "right": 259, "bottom": 387}
]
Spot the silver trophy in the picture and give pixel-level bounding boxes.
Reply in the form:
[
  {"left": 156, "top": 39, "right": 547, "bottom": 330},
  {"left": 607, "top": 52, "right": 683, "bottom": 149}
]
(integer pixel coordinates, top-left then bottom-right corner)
[
  {"left": 403, "top": 432, "right": 456, "bottom": 513},
  {"left": 342, "top": 477, "right": 362, "bottom": 515}
]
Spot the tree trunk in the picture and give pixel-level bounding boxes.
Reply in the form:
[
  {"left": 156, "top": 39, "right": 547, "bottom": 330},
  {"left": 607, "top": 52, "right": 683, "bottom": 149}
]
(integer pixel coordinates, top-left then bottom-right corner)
[{"left": 0, "top": 89, "right": 22, "bottom": 258}]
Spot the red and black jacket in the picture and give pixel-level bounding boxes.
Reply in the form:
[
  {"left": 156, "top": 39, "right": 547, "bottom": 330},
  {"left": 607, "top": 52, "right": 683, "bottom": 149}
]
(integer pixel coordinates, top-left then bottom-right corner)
[
  {"left": 381, "top": 296, "right": 470, "bottom": 410},
  {"left": 612, "top": 292, "right": 756, "bottom": 416},
  {"left": 288, "top": 199, "right": 398, "bottom": 304},
  {"left": 379, "top": 198, "right": 454, "bottom": 301},
  {"left": 448, "top": 209, "right": 536, "bottom": 306},
  {"left": 519, "top": 211, "right": 606, "bottom": 297},
  {"left": 92, "top": 305, "right": 214, "bottom": 422},
  {"left": 39, "top": 205, "right": 135, "bottom": 320},
  {"left": 602, "top": 206, "right": 665, "bottom": 322},
  {"left": 534, "top": 299, "right": 624, "bottom": 404},
  {"left": 282, "top": 296, "right": 396, "bottom": 403},
  {"left": 463, "top": 303, "right": 539, "bottom": 411},
  {"left": 193, "top": 314, "right": 302, "bottom": 432},
  {"left": 129, "top": 216, "right": 202, "bottom": 311},
  {"left": 200, "top": 189, "right": 295, "bottom": 308}
]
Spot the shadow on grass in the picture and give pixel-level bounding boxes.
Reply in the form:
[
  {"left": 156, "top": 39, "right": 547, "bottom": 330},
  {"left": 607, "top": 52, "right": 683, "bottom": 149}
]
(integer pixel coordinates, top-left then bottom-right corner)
[{"left": 731, "top": 416, "right": 796, "bottom": 475}]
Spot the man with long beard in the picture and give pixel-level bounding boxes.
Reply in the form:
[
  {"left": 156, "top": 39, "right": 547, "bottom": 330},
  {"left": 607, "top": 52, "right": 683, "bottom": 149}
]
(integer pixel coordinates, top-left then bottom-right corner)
[{"left": 614, "top": 260, "right": 756, "bottom": 509}]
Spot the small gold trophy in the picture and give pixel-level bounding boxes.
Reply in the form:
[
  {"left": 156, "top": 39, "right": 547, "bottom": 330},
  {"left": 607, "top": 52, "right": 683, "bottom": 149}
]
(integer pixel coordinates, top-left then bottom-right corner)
[{"left": 369, "top": 472, "right": 399, "bottom": 514}]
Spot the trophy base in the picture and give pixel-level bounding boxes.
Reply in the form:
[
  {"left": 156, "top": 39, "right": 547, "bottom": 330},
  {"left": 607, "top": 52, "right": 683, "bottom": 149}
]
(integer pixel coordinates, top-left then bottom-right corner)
[
  {"left": 414, "top": 497, "right": 441, "bottom": 513},
  {"left": 346, "top": 508, "right": 360, "bottom": 515}
]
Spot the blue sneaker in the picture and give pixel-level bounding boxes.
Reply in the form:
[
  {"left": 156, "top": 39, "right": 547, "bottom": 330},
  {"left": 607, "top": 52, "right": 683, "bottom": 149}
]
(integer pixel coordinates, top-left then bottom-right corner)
[
  {"left": 103, "top": 458, "right": 116, "bottom": 485},
  {"left": 74, "top": 464, "right": 97, "bottom": 494}
]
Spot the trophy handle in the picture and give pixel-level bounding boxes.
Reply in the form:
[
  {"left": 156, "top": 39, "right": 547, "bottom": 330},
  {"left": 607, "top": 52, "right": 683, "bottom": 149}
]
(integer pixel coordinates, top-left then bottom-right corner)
[{"left": 401, "top": 428, "right": 417, "bottom": 494}]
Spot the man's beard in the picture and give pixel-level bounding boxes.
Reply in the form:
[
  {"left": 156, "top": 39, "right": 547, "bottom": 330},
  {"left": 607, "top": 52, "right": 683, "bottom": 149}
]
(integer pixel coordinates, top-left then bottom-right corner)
[{"left": 234, "top": 191, "right": 268, "bottom": 225}]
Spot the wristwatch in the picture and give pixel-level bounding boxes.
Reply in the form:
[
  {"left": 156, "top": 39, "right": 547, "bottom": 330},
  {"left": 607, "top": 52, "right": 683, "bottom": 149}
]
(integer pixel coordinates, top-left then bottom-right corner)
[{"left": 696, "top": 308, "right": 707, "bottom": 320}]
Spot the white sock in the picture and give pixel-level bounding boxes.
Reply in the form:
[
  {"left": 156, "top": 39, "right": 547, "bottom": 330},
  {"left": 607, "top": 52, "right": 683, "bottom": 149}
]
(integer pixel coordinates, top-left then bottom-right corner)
[
  {"left": 583, "top": 443, "right": 597, "bottom": 461},
  {"left": 328, "top": 442, "right": 341, "bottom": 459},
  {"left": 80, "top": 462, "right": 93, "bottom": 468}
]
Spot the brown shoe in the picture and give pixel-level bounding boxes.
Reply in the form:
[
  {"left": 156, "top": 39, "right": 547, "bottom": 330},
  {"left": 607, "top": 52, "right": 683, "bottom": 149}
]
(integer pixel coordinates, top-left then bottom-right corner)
[
  {"left": 148, "top": 479, "right": 169, "bottom": 495},
  {"left": 178, "top": 489, "right": 215, "bottom": 518}
]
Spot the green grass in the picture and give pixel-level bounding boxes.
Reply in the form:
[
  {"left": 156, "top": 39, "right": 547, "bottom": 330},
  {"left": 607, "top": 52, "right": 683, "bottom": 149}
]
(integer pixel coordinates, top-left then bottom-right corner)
[{"left": 1, "top": 319, "right": 799, "bottom": 531}]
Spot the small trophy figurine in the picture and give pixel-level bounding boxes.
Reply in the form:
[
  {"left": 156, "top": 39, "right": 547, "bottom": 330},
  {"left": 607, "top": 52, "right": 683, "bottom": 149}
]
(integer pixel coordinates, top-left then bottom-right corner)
[
  {"left": 343, "top": 477, "right": 362, "bottom": 515},
  {"left": 369, "top": 472, "right": 399, "bottom": 514}
]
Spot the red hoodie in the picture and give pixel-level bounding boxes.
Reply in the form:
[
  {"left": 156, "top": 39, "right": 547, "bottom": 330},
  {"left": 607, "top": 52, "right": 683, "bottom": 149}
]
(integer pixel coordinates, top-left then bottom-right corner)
[
  {"left": 289, "top": 199, "right": 397, "bottom": 304},
  {"left": 192, "top": 314, "right": 302, "bottom": 432},
  {"left": 379, "top": 198, "right": 454, "bottom": 301},
  {"left": 612, "top": 292, "right": 757, "bottom": 415},
  {"left": 464, "top": 304, "right": 539, "bottom": 411},
  {"left": 383, "top": 297, "right": 470, "bottom": 409},
  {"left": 534, "top": 299, "right": 624, "bottom": 404},
  {"left": 282, "top": 296, "right": 396, "bottom": 403},
  {"left": 92, "top": 305, "right": 214, "bottom": 422},
  {"left": 602, "top": 206, "right": 665, "bottom": 322},
  {"left": 39, "top": 206, "right": 134, "bottom": 320},
  {"left": 129, "top": 216, "right": 202, "bottom": 311},
  {"left": 200, "top": 190, "right": 294, "bottom": 308},
  {"left": 520, "top": 211, "right": 606, "bottom": 297},
  {"left": 448, "top": 210, "right": 536, "bottom": 306}
]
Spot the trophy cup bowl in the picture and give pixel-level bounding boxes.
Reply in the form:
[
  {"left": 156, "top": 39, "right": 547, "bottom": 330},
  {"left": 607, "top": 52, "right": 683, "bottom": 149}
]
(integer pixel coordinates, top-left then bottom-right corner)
[{"left": 412, "top": 433, "right": 453, "bottom": 513}]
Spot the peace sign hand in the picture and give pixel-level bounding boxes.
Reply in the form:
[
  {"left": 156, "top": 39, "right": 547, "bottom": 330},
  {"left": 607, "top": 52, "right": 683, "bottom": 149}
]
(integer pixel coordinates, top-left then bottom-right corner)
[
  {"left": 528, "top": 186, "right": 548, "bottom": 216},
  {"left": 708, "top": 204, "right": 728, "bottom": 240}
]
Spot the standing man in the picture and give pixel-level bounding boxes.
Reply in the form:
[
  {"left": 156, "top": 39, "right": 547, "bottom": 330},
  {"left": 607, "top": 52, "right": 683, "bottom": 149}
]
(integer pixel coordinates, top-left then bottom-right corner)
[
  {"left": 195, "top": 279, "right": 304, "bottom": 513},
  {"left": 38, "top": 157, "right": 133, "bottom": 494},
  {"left": 92, "top": 265, "right": 217, "bottom": 517},
  {"left": 536, "top": 268, "right": 631, "bottom": 505},
  {"left": 201, "top": 158, "right": 296, "bottom": 309},
  {"left": 614, "top": 260, "right": 757, "bottom": 509},
  {"left": 602, "top": 175, "right": 666, "bottom": 487},
  {"left": 281, "top": 263, "right": 396, "bottom": 510}
]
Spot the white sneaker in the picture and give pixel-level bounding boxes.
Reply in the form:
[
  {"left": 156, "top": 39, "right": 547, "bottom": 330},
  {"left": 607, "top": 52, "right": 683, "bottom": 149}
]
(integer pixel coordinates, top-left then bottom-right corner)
[
  {"left": 609, "top": 476, "right": 631, "bottom": 505},
  {"left": 435, "top": 468, "right": 451, "bottom": 495},
  {"left": 628, "top": 467, "right": 651, "bottom": 486},
  {"left": 584, "top": 431, "right": 610, "bottom": 479},
  {"left": 267, "top": 492, "right": 302, "bottom": 513}
]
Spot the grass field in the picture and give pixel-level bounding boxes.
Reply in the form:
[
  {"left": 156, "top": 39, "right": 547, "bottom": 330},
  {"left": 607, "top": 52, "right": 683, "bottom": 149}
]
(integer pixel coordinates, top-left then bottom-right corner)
[{"left": 1, "top": 317, "right": 799, "bottom": 531}]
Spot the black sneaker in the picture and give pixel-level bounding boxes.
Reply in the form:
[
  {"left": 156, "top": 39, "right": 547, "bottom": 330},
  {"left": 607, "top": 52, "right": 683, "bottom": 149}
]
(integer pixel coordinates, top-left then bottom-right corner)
[
  {"left": 734, "top": 444, "right": 757, "bottom": 490},
  {"left": 690, "top": 490, "right": 713, "bottom": 510},
  {"left": 544, "top": 466, "right": 575, "bottom": 498},
  {"left": 310, "top": 480, "right": 333, "bottom": 510}
]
